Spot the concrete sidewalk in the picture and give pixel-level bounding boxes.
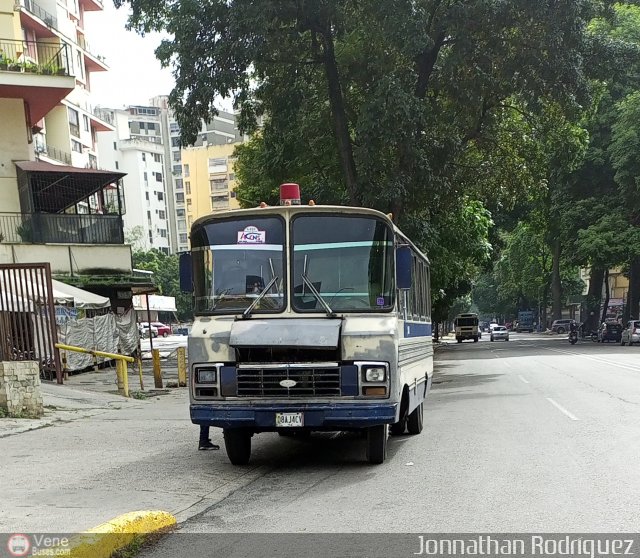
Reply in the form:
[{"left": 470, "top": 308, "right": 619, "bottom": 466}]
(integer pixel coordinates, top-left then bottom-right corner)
[{"left": 0, "top": 380, "right": 277, "bottom": 533}]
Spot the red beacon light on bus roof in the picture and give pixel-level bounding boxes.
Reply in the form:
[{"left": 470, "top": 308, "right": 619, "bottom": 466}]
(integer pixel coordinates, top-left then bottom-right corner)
[{"left": 280, "top": 183, "right": 301, "bottom": 206}]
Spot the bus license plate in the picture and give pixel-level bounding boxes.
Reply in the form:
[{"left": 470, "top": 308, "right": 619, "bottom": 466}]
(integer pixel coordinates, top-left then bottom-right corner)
[{"left": 276, "top": 412, "right": 304, "bottom": 427}]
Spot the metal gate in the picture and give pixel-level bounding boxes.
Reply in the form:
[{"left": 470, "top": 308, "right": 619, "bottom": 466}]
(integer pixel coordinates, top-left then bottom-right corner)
[{"left": 0, "top": 263, "right": 62, "bottom": 383}]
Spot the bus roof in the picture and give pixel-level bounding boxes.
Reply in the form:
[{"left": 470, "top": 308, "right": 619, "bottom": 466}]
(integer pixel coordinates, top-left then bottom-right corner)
[{"left": 192, "top": 204, "right": 430, "bottom": 263}]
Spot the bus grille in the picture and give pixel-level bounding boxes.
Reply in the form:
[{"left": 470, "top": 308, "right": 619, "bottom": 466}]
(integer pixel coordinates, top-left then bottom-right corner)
[{"left": 236, "top": 366, "right": 341, "bottom": 397}]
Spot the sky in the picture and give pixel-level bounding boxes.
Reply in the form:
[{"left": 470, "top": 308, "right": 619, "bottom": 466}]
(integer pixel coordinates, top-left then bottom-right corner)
[{"left": 84, "top": 3, "right": 175, "bottom": 109}]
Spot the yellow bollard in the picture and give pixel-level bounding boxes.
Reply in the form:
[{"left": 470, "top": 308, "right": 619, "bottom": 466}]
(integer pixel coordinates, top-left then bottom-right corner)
[
  {"left": 115, "top": 360, "right": 124, "bottom": 395},
  {"left": 122, "top": 361, "right": 129, "bottom": 397},
  {"left": 177, "top": 347, "right": 187, "bottom": 387},
  {"left": 152, "top": 349, "right": 163, "bottom": 388},
  {"left": 137, "top": 355, "right": 144, "bottom": 391}
]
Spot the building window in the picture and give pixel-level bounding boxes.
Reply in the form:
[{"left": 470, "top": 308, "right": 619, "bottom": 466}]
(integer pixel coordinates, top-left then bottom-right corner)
[
  {"left": 155, "top": 172, "right": 163, "bottom": 182},
  {"left": 68, "top": 108, "right": 80, "bottom": 138},
  {"left": 139, "top": 122, "right": 146, "bottom": 130},
  {"left": 187, "top": 198, "right": 192, "bottom": 208},
  {"left": 113, "top": 141, "right": 117, "bottom": 150},
  {"left": 143, "top": 171, "right": 148, "bottom": 183},
  {"left": 183, "top": 164, "right": 190, "bottom": 177},
  {"left": 170, "top": 122, "right": 180, "bottom": 133},
  {"left": 71, "top": 140, "right": 82, "bottom": 153},
  {"left": 211, "top": 194, "right": 229, "bottom": 208},
  {"left": 186, "top": 182, "right": 191, "bottom": 195},
  {"left": 177, "top": 219, "right": 187, "bottom": 230},
  {"left": 229, "top": 173, "right": 235, "bottom": 181},
  {"left": 148, "top": 122, "right": 156, "bottom": 131},
  {"left": 115, "top": 161, "right": 119, "bottom": 169},
  {"left": 142, "top": 153, "right": 146, "bottom": 162},
  {"left": 176, "top": 208, "right": 185, "bottom": 217},
  {"left": 171, "top": 137, "right": 181, "bottom": 148},
  {"left": 176, "top": 193, "right": 185, "bottom": 203},
  {"left": 154, "top": 153, "right": 162, "bottom": 163},
  {"left": 83, "top": 114, "right": 89, "bottom": 132},
  {"left": 157, "top": 192, "right": 164, "bottom": 201},
  {"left": 145, "top": 192, "right": 149, "bottom": 201},
  {"left": 179, "top": 233, "right": 188, "bottom": 244},
  {"left": 210, "top": 179, "right": 227, "bottom": 192},
  {"left": 158, "top": 228, "right": 167, "bottom": 238},
  {"left": 147, "top": 210, "right": 151, "bottom": 220},
  {"left": 175, "top": 179, "right": 183, "bottom": 190},
  {"left": 173, "top": 151, "right": 181, "bottom": 162},
  {"left": 173, "top": 164, "right": 182, "bottom": 175},
  {"left": 159, "top": 210, "right": 166, "bottom": 220}
]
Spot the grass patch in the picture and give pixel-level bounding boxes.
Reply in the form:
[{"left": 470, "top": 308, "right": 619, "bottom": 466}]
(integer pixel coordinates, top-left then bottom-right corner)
[
  {"left": 130, "top": 390, "right": 149, "bottom": 400},
  {"left": 0, "top": 407, "right": 41, "bottom": 419}
]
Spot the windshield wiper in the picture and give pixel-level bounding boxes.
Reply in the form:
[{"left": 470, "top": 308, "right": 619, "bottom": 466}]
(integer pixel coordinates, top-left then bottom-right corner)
[
  {"left": 301, "top": 273, "right": 335, "bottom": 317},
  {"left": 242, "top": 276, "right": 279, "bottom": 318}
]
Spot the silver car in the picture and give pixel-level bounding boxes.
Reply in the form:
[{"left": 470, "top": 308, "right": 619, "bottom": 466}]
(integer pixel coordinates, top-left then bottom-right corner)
[
  {"left": 621, "top": 321, "right": 640, "bottom": 346},
  {"left": 490, "top": 326, "right": 509, "bottom": 342}
]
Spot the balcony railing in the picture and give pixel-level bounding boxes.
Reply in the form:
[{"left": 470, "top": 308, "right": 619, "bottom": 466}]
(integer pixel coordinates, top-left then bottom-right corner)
[
  {"left": 0, "top": 39, "right": 70, "bottom": 76},
  {"left": 91, "top": 106, "right": 114, "bottom": 125},
  {"left": 20, "top": 0, "right": 58, "bottom": 28},
  {"left": 76, "top": 35, "right": 107, "bottom": 65},
  {"left": 35, "top": 143, "right": 72, "bottom": 165},
  {"left": 0, "top": 213, "right": 124, "bottom": 245}
]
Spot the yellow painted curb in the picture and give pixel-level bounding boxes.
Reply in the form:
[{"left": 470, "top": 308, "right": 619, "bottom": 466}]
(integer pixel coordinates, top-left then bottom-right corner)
[{"left": 64, "top": 510, "right": 176, "bottom": 558}]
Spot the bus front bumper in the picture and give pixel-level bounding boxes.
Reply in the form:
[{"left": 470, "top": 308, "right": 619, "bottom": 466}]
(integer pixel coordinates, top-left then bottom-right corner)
[{"left": 191, "top": 402, "right": 398, "bottom": 430}]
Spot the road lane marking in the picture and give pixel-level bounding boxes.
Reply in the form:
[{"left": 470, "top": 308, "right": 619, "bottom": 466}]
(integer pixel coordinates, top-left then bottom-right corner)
[
  {"left": 546, "top": 397, "right": 579, "bottom": 421},
  {"left": 545, "top": 347, "right": 640, "bottom": 373},
  {"left": 518, "top": 375, "right": 529, "bottom": 384}
]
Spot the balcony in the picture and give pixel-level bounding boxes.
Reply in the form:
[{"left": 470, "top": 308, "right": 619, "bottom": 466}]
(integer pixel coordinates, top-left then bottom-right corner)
[
  {"left": 78, "top": 0, "right": 103, "bottom": 12},
  {"left": 0, "top": 213, "right": 124, "bottom": 245},
  {"left": 0, "top": 39, "right": 74, "bottom": 123},
  {"left": 19, "top": 0, "right": 58, "bottom": 37},
  {"left": 34, "top": 142, "right": 72, "bottom": 165},
  {"left": 76, "top": 35, "right": 108, "bottom": 71}
]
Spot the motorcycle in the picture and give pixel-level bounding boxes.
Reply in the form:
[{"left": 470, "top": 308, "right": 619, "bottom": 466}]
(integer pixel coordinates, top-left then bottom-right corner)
[{"left": 569, "top": 330, "right": 578, "bottom": 345}]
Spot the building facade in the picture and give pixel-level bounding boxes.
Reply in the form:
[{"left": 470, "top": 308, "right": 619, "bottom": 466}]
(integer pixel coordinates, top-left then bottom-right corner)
[
  {"left": 0, "top": 0, "right": 150, "bottom": 307},
  {"left": 179, "top": 142, "right": 242, "bottom": 248},
  {"left": 97, "top": 106, "right": 171, "bottom": 253},
  {"left": 150, "top": 95, "right": 243, "bottom": 253}
]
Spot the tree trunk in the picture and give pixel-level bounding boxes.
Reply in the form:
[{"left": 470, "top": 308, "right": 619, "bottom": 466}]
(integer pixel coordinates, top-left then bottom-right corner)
[
  {"left": 584, "top": 266, "right": 604, "bottom": 333},
  {"left": 541, "top": 283, "right": 550, "bottom": 330},
  {"left": 320, "top": 28, "right": 358, "bottom": 205},
  {"left": 627, "top": 257, "right": 640, "bottom": 320},
  {"left": 551, "top": 237, "right": 562, "bottom": 320},
  {"left": 600, "top": 268, "right": 610, "bottom": 325}
]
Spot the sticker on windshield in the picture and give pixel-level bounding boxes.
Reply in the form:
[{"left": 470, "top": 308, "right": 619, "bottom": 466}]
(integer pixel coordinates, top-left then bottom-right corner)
[
  {"left": 238, "top": 226, "right": 266, "bottom": 244},
  {"left": 376, "top": 296, "right": 385, "bottom": 306}
]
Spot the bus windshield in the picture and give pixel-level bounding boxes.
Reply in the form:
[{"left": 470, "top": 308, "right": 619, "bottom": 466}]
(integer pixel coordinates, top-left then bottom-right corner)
[
  {"left": 291, "top": 215, "right": 395, "bottom": 312},
  {"left": 456, "top": 317, "right": 478, "bottom": 327},
  {"left": 192, "top": 216, "right": 285, "bottom": 314}
]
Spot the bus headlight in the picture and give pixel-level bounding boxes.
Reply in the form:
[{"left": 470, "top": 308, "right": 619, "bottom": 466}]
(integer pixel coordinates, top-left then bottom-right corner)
[
  {"left": 364, "top": 366, "right": 386, "bottom": 382},
  {"left": 196, "top": 369, "right": 217, "bottom": 384}
]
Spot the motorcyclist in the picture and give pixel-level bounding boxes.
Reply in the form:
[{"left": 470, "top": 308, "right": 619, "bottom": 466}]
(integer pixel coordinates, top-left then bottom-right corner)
[{"left": 569, "top": 320, "right": 578, "bottom": 343}]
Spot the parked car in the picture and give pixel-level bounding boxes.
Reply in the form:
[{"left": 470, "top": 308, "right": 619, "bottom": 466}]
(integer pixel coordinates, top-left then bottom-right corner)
[
  {"left": 621, "top": 320, "right": 640, "bottom": 346},
  {"left": 598, "top": 322, "right": 622, "bottom": 343},
  {"left": 490, "top": 326, "right": 509, "bottom": 342},
  {"left": 138, "top": 322, "right": 158, "bottom": 338},
  {"left": 551, "top": 319, "right": 573, "bottom": 334},
  {"left": 151, "top": 322, "right": 171, "bottom": 337}
]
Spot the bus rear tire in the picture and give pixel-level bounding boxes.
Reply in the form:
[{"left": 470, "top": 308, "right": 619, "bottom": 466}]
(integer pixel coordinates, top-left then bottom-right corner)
[
  {"left": 407, "top": 402, "right": 424, "bottom": 435},
  {"left": 223, "top": 429, "right": 252, "bottom": 465},
  {"left": 366, "top": 424, "right": 387, "bottom": 464}
]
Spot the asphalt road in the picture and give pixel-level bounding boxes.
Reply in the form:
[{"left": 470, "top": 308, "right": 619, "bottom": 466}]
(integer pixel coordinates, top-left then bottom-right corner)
[{"left": 140, "top": 334, "right": 640, "bottom": 555}]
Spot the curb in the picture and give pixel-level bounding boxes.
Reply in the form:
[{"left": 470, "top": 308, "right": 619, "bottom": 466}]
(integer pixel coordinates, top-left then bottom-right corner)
[{"left": 65, "top": 510, "right": 176, "bottom": 558}]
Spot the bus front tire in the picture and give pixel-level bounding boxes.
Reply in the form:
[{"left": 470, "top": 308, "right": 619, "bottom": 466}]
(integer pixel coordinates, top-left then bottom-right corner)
[
  {"left": 223, "top": 429, "right": 252, "bottom": 465},
  {"left": 366, "top": 424, "right": 387, "bottom": 464},
  {"left": 407, "top": 402, "right": 424, "bottom": 435}
]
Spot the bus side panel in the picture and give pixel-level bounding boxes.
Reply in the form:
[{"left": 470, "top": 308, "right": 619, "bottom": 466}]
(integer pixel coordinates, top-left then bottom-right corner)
[{"left": 398, "top": 320, "right": 433, "bottom": 414}]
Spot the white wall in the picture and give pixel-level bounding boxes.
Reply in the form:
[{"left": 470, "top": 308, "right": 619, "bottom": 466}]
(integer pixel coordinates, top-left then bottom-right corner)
[{"left": 0, "top": 99, "right": 31, "bottom": 213}]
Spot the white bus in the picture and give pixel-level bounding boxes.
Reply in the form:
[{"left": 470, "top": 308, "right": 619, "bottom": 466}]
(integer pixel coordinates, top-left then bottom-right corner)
[
  {"left": 180, "top": 184, "right": 433, "bottom": 465},
  {"left": 454, "top": 313, "right": 479, "bottom": 343}
]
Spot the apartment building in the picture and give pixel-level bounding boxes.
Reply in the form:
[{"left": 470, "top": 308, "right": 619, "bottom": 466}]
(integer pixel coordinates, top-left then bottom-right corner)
[
  {"left": 179, "top": 142, "right": 242, "bottom": 247},
  {"left": 0, "top": 0, "right": 149, "bottom": 306},
  {"left": 97, "top": 106, "right": 171, "bottom": 253},
  {"left": 150, "top": 95, "right": 244, "bottom": 253}
]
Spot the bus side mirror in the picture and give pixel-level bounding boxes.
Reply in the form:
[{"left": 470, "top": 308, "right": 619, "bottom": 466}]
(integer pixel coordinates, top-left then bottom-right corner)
[
  {"left": 179, "top": 252, "right": 193, "bottom": 293},
  {"left": 396, "top": 246, "right": 412, "bottom": 290}
]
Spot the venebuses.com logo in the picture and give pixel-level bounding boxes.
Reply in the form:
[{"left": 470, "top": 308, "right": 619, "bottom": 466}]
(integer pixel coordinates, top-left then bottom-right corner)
[{"left": 7, "top": 534, "right": 30, "bottom": 557}]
